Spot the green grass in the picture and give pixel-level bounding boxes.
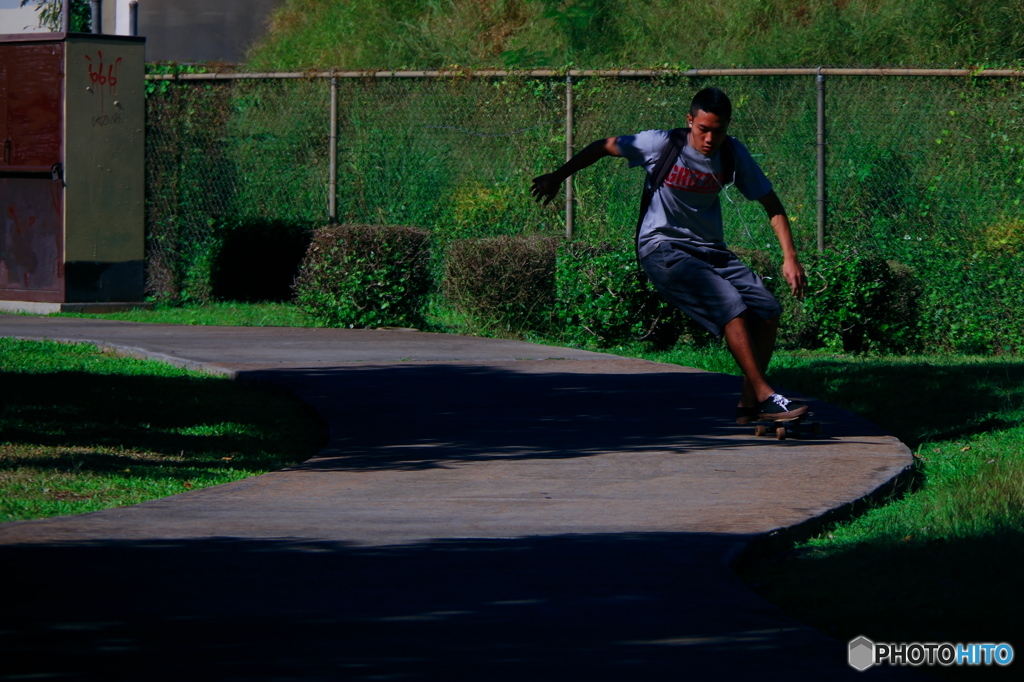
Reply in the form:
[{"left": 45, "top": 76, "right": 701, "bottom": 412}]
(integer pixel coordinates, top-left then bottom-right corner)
[
  {"left": 0, "top": 336, "right": 325, "bottom": 522},
  {"left": 56, "top": 302, "right": 320, "bottom": 328},
  {"left": 58, "top": 298, "right": 494, "bottom": 337}
]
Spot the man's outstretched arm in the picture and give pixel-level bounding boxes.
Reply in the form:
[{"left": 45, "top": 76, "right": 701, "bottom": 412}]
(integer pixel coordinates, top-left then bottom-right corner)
[
  {"left": 531, "top": 137, "right": 621, "bottom": 206},
  {"left": 757, "top": 190, "right": 807, "bottom": 298}
]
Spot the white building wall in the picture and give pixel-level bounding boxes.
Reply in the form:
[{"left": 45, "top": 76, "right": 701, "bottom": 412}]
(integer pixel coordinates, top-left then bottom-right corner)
[{"left": 115, "top": 0, "right": 132, "bottom": 35}]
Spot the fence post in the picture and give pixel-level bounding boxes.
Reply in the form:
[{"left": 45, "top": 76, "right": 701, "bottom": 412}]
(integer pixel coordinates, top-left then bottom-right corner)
[
  {"left": 328, "top": 75, "right": 338, "bottom": 225},
  {"left": 565, "top": 74, "right": 575, "bottom": 240},
  {"left": 816, "top": 68, "right": 826, "bottom": 252}
]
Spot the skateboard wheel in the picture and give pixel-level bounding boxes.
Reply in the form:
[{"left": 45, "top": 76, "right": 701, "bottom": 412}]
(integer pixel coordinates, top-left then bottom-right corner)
[
  {"left": 754, "top": 424, "right": 767, "bottom": 437},
  {"left": 775, "top": 426, "right": 787, "bottom": 440}
]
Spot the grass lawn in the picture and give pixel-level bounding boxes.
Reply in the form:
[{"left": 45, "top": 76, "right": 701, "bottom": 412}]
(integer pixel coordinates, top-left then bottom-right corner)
[
  {"left": 55, "top": 301, "right": 319, "bottom": 328},
  {"left": 0, "top": 336, "right": 325, "bottom": 522}
]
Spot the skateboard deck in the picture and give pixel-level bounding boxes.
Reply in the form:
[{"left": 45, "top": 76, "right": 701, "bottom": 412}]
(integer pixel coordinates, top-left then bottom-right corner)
[{"left": 752, "top": 413, "right": 820, "bottom": 440}]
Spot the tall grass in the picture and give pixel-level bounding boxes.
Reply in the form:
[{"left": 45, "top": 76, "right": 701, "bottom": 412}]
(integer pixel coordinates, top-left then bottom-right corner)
[{"left": 248, "top": 0, "right": 1024, "bottom": 71}]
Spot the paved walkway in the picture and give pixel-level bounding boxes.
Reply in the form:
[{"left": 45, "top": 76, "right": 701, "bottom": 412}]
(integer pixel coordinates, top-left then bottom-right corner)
[{"left": 0, "top": 315, "right": 925, "bottom": 680}]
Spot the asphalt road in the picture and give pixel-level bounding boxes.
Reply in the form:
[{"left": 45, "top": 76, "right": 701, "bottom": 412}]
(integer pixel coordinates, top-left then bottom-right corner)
[{"left": 0, "top": 316, "right": 925, "bottom": 681}]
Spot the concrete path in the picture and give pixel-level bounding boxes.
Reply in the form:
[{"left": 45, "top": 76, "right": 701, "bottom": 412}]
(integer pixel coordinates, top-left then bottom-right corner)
[{"left": 0, "top": 315, "right": 925, "bottom": 680}]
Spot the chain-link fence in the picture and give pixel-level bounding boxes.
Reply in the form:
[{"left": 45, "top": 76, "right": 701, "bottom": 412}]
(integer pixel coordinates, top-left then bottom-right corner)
[{"left": 145, "top": 68, "right": 1024, "bottom": 305}]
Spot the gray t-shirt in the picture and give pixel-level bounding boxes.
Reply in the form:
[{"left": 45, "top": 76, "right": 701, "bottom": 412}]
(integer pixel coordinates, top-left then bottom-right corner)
[{"left": 615, "top": 129, "right": 772, "bottom": 257}]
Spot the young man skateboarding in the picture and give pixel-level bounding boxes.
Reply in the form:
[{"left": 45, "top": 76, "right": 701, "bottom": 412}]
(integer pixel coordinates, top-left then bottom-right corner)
[{"left": 531, "top": 87, "right": 809, "bottom": 423}]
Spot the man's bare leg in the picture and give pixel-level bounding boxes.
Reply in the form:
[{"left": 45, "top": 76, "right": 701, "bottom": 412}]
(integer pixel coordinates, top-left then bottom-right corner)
[
  {"left": 725, "top": 313, "right": 806, "bottom": 420},
  {"left": 737, "top": 315, "right": 779, "bottom": 409},
  {"left": 723, "top": 313, "right": 775, "bottom": 405}
]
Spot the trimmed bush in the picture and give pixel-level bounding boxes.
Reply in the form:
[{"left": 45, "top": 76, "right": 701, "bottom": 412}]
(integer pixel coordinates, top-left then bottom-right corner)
[
  {"left": 554, "top": 241, "right": 701, "bottom": 349},
  {"left": 293, "top": 224, "right": 431, "bottom": 328},
  {"left": 443, "top": 235, "right": 558, "bottom": 335},
  {"left": 801, "top": 250, "right": 922, "bottom": 353}
]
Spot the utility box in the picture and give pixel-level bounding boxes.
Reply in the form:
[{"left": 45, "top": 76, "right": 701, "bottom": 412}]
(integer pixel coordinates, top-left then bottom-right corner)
[{"left": 0, "top": 32, "right": 146, "bottom": 313}]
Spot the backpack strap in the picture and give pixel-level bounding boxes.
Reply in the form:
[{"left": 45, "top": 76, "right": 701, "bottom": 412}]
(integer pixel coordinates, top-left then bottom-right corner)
[
  {"left": 719, "top": 134, "right": 736, "bottom": 187},
  {"left": 635, "top": 128, "right": 686, "bottom": 266},
  {"left": 636, "top": 128, "right": 686, "bottom": 235}
]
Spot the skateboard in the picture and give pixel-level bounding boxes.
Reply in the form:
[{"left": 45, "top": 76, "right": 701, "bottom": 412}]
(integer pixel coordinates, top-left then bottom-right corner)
[{"left": 752, "top": 413, "right": 820, "bottom": 440}]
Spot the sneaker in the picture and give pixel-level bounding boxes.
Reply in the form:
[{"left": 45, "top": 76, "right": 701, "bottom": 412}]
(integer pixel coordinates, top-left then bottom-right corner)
[
  {"left": 735, "top": 406, "right": 757, "bottom": 425},
  {"left": 757, "top": 393, "right": 809, "bottom": 421}
]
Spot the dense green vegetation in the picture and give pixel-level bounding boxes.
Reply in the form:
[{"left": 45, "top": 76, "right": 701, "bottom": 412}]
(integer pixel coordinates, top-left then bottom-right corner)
[
  {"left": 145, "top": 1, "right": 1024, "bottom": 353},
  {"left": 248, "top": 0, "right": 1024, "bottom": 71},
  {"left": 144, "top": 71, "right": 1024, "bottom": 355}
]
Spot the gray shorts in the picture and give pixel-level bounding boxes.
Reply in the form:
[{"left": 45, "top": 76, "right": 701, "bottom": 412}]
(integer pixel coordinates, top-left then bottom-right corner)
[{"left": 640, "top": 241, "right": 782, "bottom": 337}]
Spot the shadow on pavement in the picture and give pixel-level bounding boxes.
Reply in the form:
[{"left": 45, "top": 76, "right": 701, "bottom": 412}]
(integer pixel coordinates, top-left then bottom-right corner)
[
  {"left": 0, "top": 532, "right": 897, "bottom": 681},
  {"left": 245, "top": 363, "right": 880, "bottom": 473}
]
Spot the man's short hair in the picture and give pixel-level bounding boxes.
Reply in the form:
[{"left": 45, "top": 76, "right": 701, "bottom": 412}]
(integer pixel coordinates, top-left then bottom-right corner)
[{"left": 690, "top": 87, "right": 732, "bottom": 121}]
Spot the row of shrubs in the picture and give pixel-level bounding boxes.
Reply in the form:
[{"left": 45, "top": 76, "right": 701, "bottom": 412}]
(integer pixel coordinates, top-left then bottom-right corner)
[{"left": 292, "top": 223, "right": 937, "bottom": 354}]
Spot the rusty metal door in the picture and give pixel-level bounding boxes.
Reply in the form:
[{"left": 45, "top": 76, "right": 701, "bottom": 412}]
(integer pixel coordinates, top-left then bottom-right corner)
[
  {"left": 0, "top": 41, "right": 65, "bottom": 301},
  {"left": 1, "top": 42, "right": 63, "bottom": 170},
  {"left": 1, "top": 178, "right": 64, "bottom": 300}
]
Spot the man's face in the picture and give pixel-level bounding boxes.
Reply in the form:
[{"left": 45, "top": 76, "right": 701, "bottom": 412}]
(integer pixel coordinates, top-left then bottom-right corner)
[{"left": 687, "top": 109, "right": 730, "bottom": 157}]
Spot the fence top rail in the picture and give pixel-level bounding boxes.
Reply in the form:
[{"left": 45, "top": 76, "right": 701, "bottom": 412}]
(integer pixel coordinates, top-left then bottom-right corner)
[{"left": 145, "top": 67, "right": 1024, "bottom": 81}]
